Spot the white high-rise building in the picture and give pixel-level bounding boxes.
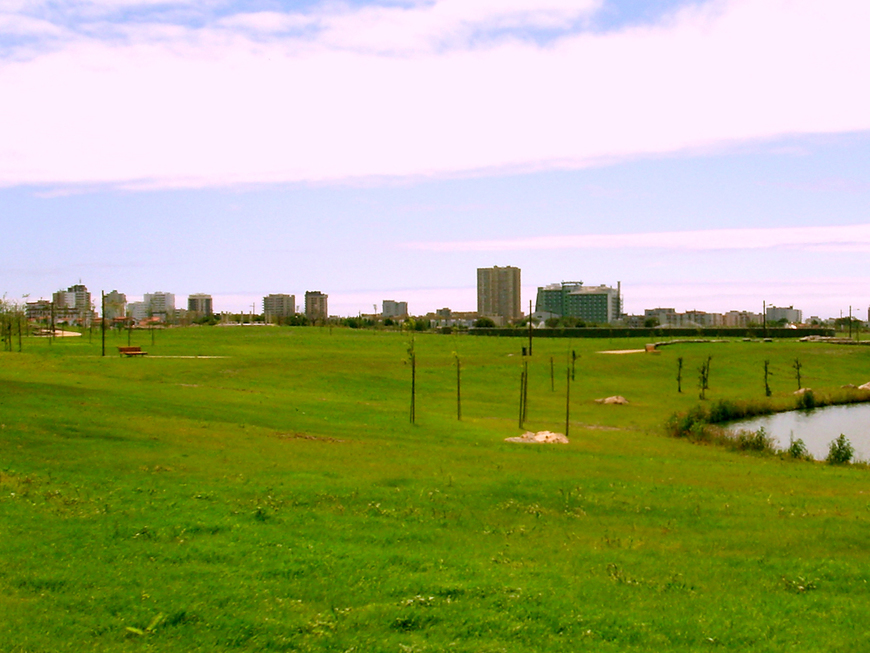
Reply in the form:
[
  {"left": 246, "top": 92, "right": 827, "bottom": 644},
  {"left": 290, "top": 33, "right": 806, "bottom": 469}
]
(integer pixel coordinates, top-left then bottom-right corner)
[{"left": 143, "top": 292, "right": 176, "bottom": 321}]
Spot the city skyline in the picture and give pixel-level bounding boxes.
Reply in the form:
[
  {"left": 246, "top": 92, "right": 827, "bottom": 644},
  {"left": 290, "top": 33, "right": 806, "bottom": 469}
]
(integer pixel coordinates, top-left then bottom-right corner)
[
  {"left": 17, "top": 279, "right": 845, "bottom": 325},
  {"left": 2, "top": 0, "right": 869, "bottom": 318}
]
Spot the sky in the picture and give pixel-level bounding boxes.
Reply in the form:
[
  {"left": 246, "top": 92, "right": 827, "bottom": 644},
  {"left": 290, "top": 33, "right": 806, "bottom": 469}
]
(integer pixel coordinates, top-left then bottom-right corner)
[{"left": 2, "top": 0, "right": 870, "bottom": 319}]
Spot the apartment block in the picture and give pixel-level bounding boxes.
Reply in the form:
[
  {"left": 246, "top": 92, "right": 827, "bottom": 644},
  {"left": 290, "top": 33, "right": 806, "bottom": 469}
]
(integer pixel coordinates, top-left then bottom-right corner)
[
  {"left": 382, "top": 300, "right": 408, "bottom": 319},
  {"left": 766, "top": 305, "right": 802, "bottom": 324},
  {"left": 141, "top": 292, "right": 176, "bottom": 322},
  {"left": 305, "top": 291, "right": 328, "bottom": 323},
  {"left": 188, "top": 294, "right": 213, "bottom": 317},
  {"left": 477, "top": 266, "right": 521, "bottom": 324},
  {"left": 263, "top": 294, "right": 296, "bottom": 322},
  {"left": 103, "top": 290, "right": 127, "bottom": 321}
]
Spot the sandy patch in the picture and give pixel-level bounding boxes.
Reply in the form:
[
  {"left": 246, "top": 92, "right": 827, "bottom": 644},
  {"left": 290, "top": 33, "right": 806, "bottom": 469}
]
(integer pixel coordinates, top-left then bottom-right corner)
[
  {"left": 505, "top": 431, "right": 569, "bottom": 444},
  {"left": 597, "top": 349, "right": 646, "bottom": 354}
]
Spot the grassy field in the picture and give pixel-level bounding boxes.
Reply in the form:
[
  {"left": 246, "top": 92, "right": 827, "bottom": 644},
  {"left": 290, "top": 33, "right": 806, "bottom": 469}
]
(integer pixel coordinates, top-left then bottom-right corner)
[{"left": 2, "top": 326, "right": 870, "bottom": 652}]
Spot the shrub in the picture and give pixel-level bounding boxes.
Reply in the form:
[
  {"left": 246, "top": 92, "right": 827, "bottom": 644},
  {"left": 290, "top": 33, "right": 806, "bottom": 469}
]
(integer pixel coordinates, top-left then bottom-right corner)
[
  {"left": 787, "top": 437, "right": 810, "bottom": 460},
  {"left": 826, "top": 434, "right": 854, "bottom": 465},
  {"left": 734, "top": 427, "right": 775, "bottom": 453},
  {"left": 796, "top": 390, "right": 816, "bottom": 411},
  {"left": 708, "top": 399, "right": 741, "bottom": 424},
  {"left": 665, "top": 405, "right": 708, "bottom": 438}
]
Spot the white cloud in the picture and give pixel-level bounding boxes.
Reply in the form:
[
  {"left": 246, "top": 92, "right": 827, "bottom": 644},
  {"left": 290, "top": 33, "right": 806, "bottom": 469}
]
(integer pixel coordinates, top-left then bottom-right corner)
[
  {"left": 403, "top": 224, "right": 870, "bottom": 253},
  {"left": 0, "top": 14, "right": 67, "bottom": 38},
  {"left": 309, "top": 0, "right": 601, "bottom": 54},
  {"left": 0, "top": 0, "right": 869, "bottom": 188},
  {"left": 215, "top": 12, "right": 314, "bottom": 35}
]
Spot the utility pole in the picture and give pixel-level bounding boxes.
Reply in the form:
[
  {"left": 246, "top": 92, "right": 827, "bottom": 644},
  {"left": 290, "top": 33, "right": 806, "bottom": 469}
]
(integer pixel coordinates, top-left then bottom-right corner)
[
  {"left": 565, "top": 362, "right": 571, "bottom": 438},
  {"left": 101, "top": 292, "right": 106, "bottom": 357},
  {"left": 528, "top": 300, "right": 533, "bottom": 356}
]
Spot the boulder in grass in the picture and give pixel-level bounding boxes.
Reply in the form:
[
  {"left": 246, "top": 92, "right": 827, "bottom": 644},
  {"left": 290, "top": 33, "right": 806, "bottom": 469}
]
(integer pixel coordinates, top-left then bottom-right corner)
[
  {"left": 794, "top": 388, "right": 812, "bottom": 395},
  {"left": 505, "top": 431, "right": 569, "bottom": 444},
  {"left": 859, "top": 383, "right": 870, "bottom": 391},
  {"left": 595, "top": 395, "right": 629, "bottom": 405}
]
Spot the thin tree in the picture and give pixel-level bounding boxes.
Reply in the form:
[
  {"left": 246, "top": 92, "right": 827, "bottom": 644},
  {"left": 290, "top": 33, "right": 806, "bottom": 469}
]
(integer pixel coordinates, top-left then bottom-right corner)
[
  {"left": 676, "top": 357, "right": 683, "bottom": 393},
  {"left": 523, "top": 359, "right": 529, "bottom": 425},
  {"left": 101, "top": 291, "right": 106, "bottom": 357},
  {"left": 793, "top": 358, "right": 803, "bottom": 390},
  {"left": 456, "top": 355, "right": 461, "bottom": 421},
  {"left": 698, "top": 356, "right": 712, "bottom": 400},
  {"left": 764, "top": 359, "right": 772, "bottom": 397},
  {"left": 571, "top": 349, "right": 577, "bottom": 381},
  {"left": 564, "top": 361, "right": 571, "bottom": 438},
  {"left": 407, "top": 334, "right": 416, "bottom": 424},
  {"left": 518, "top": 359, "right": 529, "bottom": 429},
  {"left": 518, "top": 363, "right": 526, "bottom": 429},
  {"left": 527, "top": 300, "right": 533, "bottom": 356}
]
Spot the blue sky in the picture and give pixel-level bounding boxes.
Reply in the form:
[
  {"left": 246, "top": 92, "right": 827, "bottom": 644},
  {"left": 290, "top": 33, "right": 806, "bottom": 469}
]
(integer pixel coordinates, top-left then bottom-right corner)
[{"left": 2, "top": 0, "right": 869, "bottom": 319}]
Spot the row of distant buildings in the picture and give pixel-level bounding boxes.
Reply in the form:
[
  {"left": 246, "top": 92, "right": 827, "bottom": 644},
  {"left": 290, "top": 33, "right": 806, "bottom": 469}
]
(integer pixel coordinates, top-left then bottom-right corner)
[
  {"left": 23, "top": 273, "right": 813, "bottom": 329},
  {"left": 637, "top": 306, "right": 804, "bottom": 328},
  {"left": 25, "top": 288, "right": 216, "bottom": 325},
  {"left": 473, "top": 266, "right": 810, "bottom": 328},
  {"left": 25, "top": 285, "right": 343, "bottom": 326}
]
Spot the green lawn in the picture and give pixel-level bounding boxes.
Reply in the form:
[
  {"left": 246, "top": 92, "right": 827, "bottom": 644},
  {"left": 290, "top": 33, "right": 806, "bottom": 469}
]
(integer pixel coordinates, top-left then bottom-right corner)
[{"left": 2, "top": 327, "right": 870, "bottom": 651}]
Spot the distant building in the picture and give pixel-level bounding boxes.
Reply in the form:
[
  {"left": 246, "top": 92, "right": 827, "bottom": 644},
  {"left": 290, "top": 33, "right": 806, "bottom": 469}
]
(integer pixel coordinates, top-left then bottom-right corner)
[
  {"left": 103, "top": 290, "right": 127, "bottom": 321},
  {"left": 537, "top": 281, "right": 621, "bottom": 324},
  {"left": 25, "top": 299, "right": 52, "bottom": 322},
  {"left": 51, "top": 283, "right": 93, "bottom": 325},
  {"left": 382, "top": 300, "right": 408, "bottom": 319},
  {"left": 644, "top": 308, "right": 761, "bottom": 328},
  {"left": 140, "top": 292, "right": 176, "bottom": 322},
  {"left": 682, "top": 310, "right": 722, "bottom": 328},
  {"left": 188, "top": 294, "right": 213, "bottom": 317},
  {"left": 128, "top": 301, "right": 149, "bottom": 322},
  {"left": 723, "top": 310, "right": 762, "bottom": 327},
  {"left": 305, "top": 291, "right": 328, "bottom": 323},
  {"left": 477, "top": 266, "right": 522, "bottom": 325},
  {"left": 427, "top": 309, "right": 478, "bottom": 329},
  {"left": 263, "top": 294, "right": 296, "bottom": 322},
  {"left": 766, "top": 305, "right": 802, "bottom": 325}
]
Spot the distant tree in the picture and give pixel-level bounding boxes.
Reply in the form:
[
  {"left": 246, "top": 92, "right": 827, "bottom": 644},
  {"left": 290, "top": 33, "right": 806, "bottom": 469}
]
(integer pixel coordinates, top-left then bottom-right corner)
[
  {"left": 473, "top": 317, "right": 496, "bottom": 328},
  {"left": 698, "top": 356, "right": 712, "bottom": 400},
  {"left": 407, "top": 335, "right": 416, "bottom": 424},
  {"left": 793, "top": 358, "right": 803, "bottom": 390},
  {"left": 676, "top": 357, "right": 683, "bottom": 393},
  {"left": 644, "top": 317, "right": 660, "bottom": 328}
]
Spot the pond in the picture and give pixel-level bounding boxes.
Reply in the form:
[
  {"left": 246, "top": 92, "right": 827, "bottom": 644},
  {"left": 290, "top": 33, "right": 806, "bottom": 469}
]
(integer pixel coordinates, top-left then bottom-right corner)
[{"left": 729, "top": 402, "right": 870, "bottom": 461}]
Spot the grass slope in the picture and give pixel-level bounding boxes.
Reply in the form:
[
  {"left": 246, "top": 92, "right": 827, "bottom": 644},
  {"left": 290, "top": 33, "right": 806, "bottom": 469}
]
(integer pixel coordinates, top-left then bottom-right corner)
[{"left": 2, "top": 327, "right": 870, "bottom": 652}]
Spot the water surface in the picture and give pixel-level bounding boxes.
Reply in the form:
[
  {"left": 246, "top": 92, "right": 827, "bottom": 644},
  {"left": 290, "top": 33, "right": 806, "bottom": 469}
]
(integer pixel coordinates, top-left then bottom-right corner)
[{"left": 729, "top": 403, "right": 870, "bottom": 461}]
